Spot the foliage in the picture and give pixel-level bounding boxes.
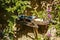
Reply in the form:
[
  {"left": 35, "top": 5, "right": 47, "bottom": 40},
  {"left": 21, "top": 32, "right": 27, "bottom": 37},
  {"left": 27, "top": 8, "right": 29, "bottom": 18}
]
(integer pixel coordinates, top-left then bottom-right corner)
[
  {"left": 0, "top": 0, "right": 31, "bottom": 40},
  {"left": 0, "top": 0, "right": 60, "bottom": 40}
]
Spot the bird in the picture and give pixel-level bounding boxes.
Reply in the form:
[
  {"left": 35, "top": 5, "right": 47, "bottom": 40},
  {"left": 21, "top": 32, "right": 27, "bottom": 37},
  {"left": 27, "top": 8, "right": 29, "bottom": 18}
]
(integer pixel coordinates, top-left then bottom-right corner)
[
  {"left": 18, "top": 15, "right": 25, "bottom": 21},
  {"left": 26, "top": 16, "right": 36, "bottom": 22}
]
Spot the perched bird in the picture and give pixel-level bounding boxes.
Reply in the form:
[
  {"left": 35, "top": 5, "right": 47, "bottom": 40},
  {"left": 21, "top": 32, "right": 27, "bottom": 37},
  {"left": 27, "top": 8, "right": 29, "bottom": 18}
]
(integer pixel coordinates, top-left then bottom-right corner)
[
  {"left": 26, "top": 16, "right": 36, "bottom": 22},
  {"left": 18, "top": 15, "right": 25, "bottom": 21},
  {"left": 18, "top": 15, "right": 36, "bottom": 22}
]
